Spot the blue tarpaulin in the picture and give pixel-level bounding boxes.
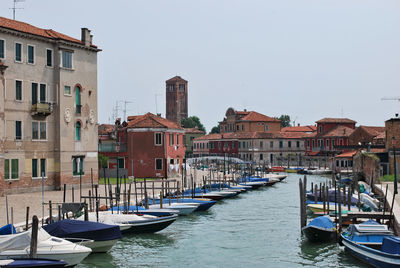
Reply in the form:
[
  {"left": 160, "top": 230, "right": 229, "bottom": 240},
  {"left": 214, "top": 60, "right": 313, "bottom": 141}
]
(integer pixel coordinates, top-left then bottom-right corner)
[
  {"left": 0, "top": 224, "right": 16, "bottom": 235},
  {"left": 43, "top": 219, "right": 122, "bottom": 241},
  {"left": 308, "top": 216, "right": 335, "bottom": 230}
]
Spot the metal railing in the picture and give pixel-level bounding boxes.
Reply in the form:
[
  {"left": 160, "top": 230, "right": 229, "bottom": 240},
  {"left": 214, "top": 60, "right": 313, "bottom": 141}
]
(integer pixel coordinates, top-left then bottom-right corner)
[
  {"left": 98, "top": 143, "right": 127, "bottom": 152},
  {"left": 31, "top": 102, "right": 53, "bottom": 116}
]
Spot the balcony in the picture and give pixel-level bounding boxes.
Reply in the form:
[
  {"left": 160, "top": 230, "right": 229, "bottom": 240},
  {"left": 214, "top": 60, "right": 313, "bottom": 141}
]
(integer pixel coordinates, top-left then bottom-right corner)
[
  {"left": 75, "top": 105, "right": 82, "bottom": 115},
  {"left": 31, "top": 102, "right": 53, "bottom": 117},
  {"left": 98, "top": 143, "right": 127, "bottom": 153}
]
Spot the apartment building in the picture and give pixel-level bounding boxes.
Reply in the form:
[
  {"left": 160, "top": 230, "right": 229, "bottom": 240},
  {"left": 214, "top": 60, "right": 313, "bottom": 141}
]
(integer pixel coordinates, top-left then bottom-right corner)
[{"left": 0, "top": 17, "right": 100, "bottom": 195}]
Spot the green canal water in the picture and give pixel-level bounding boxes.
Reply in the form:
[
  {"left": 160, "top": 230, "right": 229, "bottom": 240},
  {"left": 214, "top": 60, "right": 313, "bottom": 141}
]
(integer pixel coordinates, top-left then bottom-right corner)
[{"left": 77, "top": 174, "right": 370, "bottom": 268}]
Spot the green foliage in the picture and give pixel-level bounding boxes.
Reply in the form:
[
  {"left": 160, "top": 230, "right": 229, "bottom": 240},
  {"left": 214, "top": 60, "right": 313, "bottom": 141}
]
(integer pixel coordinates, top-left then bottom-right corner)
[
  {"left": 210, "top": 126, "right": 220, "bottom": 134},
  {"left": 276, "top": 115, "right": 291, "bottom": 127},
  {"left": 181, "top": 116, "right": 206, "bottom": 132},
  {"left": 98, "top": 154, "right": 109, "bottom": 169},
  {"left": 381, "top": 175, "right": 395, "bottom": 182}
]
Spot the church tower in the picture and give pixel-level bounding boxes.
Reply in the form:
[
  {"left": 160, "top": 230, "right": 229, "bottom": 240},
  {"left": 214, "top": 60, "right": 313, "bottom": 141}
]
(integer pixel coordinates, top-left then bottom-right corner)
[{"left": 166, "top": 76, "right": 188, "bottom": 125}]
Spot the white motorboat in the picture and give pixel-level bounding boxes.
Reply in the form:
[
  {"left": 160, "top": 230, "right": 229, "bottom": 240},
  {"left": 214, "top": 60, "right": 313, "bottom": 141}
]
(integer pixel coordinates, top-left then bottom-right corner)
[
  {"left": 239, "top": 181, "right": 265, "bottom": 189},
  {"left": 0, "top": 228, "right": 91, "bottom": 267},
  {"left": 149, "top": 203, "right": 199, "bottom": 215}
]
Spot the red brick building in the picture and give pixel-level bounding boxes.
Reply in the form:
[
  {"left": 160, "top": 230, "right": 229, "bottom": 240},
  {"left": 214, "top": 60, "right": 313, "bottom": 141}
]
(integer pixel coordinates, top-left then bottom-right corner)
[
  {"left": 348, "top": 126, "right": 385, "bottom": 146},
  {"left": 305, "top": 118, "right": 356, "bottom": 156},
  {"left": 99, "top": 113, "right": 186, "bottom": 178}
]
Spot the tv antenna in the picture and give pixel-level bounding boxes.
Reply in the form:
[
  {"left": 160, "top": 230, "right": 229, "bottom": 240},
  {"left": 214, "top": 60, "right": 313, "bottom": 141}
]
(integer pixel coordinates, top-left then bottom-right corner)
[
  {"left": 154, "top": 93, "right": 161, "bottom": 115},
  {"left": 10, "top": 0, "right": 25, "bottom": 20}
]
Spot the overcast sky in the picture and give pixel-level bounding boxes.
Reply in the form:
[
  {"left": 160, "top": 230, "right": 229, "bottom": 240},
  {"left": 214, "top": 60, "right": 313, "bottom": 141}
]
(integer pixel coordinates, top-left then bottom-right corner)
[{"left": 2, "top": 0, "right": 400, "bottom": 131}]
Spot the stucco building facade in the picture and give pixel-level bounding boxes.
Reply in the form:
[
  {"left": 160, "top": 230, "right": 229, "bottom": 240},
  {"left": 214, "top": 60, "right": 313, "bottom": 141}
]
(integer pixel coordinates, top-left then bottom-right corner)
[{"left": 0, "top": 17, "right": 100, "bottom": 195}]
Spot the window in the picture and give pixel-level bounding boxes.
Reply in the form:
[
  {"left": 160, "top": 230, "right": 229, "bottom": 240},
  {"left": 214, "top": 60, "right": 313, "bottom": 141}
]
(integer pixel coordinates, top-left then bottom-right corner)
[
  {"left": 179, "top": 84, "right": 185, "bottom": 91},
  {"left": 319, "top": 126, "right": 322, "bottom": 133},
  {"left": 169, "top": 134, "right": 174, "bottom": 145},
  {"left": 31, "top": 83, "right": 38, "bottom": 104},
  {"left": 242, "top": 141, "right": 245, "bottom": 148},
  {"left": 155, "top": 133, "right": 162, "bottom": 145},
  {"left": 62, "top": 50, "right": 72, "bottom": 69},
  {"left": 177, "top": 134, "right": 180, "bottom": 145},
  {"left": 260, "top": 154, "right": 263, "bottom": 161},
  {"left": 15, "top": 121, "right": 22, "bottom": 140},
  {"left": 155, "top": 158, "right": 163, "bottom": 170},
  {"left": 32, "top": 159, "right": 38, "bottom": 177},
  {"left": 73, "top": 157, "right": 84, "bottom": 175},
  {"left": 288, "top": 141, "right": 292, "bottom": 148},
  {"left": 0, "top": 39, "right": 4, "bottom": 58},
  {"left": 168, "top": 84, "right": 174, "bottom": 92},
  {"left": 32, "top": 122, "right": 39, "bottom": 139},
  {"left": 46, "top": 49, "right": 53, "bottom": 67},
  {"left": 236, "top": 125, "right": 239, "bottom": 131},
  {"left": 265, "top": 125, "right": 269, "bottom": 132},
  {"left": 307, "top": 140, "right": 310, "bottom": 147},
  {"left": 312, "top": 140, "right": 315, "bottom": 148},
  {"left": 318, "top": 139, "right": 322, "bottom": 148},
  {"left": 232, "top": 142, "right": 235, "bottom": 149},
  {"left": 297, "top": 141, "right": 300, "bottom": 148},
  {"left": 5, "top": 159, "right": 19, "bottom": 180},
  {"left": 118, "top": 158, "right": 124, "bottom": 169},
  {"left": 27, "top": 45, "right": 34, "bottom": 64},
  {"left": 332, "top": 139, "right": 335, "bottom": 147},
  {"left": 241, "top": 124, "right": 244, "bottom": 131},
  {"left": 326, "top": 139, "right": 330, "bottom": 148},
  {"left": 238, "top": 142, "right": 241, "bottom": 149},
  {"left": 279, "top": 141, "right": 283, "bottom": 148},
  {"left": 15, "top": 80, "right": 22, "bottom": 101},
  {"left": 270, "top": 141, "right": 273, "bottom": 148},
  {"left": 75, "top": 121, "right": 81, "bottom": 141},
  {"left": 64, "top": 86, "right": 71, "bottom": 95},
  {"left": 15, "top": 43, "right": 22, "bottom": 62},
  {"left": 260, "top": 141, "right": 263, "bottom": 148},
  {"left": 40, "top": 159, "right": 46, "bottom": 177},
  {"left": 75, "top": 86, "right": 81, "bottom": 114},
  {"left": 40, "top": 122, "right": 46, "bottom": 139},
  {"left": 40, "top": 84, "right": 46, "bottom": 103},
  {"left": 11, "top": 159, "right": 18, "bottom": 179}
]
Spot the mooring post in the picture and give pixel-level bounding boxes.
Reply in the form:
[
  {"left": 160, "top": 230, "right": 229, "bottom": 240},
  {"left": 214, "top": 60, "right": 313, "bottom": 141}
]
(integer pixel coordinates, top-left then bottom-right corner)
[
  {"left": 348, "top": 185, "right": 352, "bottom": 211},
  {"left": 49, "top": 200, "right": 52, "bottom": 223},
  {"left": 299, "top": 178, "right": 306, "bottom": 229},
  {"left": 314, "top": 184, "right": 318, "bottom": 204},
  {"left": 29, "top": 215, "right": 39, "bottom": 258},
  {"left": 25, "top": 207, "right": 30, "bottom": 231},
  {"left": 160, "top": 191, "right": 163, "bottom": 209}
]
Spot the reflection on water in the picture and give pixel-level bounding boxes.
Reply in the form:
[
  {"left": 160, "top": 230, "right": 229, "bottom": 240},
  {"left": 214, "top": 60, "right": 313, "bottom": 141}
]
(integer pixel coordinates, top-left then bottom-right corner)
[{"left": 77, "top": 174, "right": 370, "bottom": 268}]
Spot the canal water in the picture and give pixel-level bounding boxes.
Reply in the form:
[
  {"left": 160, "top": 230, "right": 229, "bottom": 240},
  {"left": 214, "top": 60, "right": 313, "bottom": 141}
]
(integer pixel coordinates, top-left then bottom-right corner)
[{"left": 78, "top": 173, "right": 370, "bottom": 268}]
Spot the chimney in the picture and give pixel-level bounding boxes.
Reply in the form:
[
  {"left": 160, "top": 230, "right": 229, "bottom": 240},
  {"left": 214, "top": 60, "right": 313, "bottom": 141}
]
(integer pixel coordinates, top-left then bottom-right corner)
[
  {"left": 81, "top": 28, "right": 91, "bottom": 47},
  {"left": 297, "top": 123, "right": 300, "bottom": 127},
  {"left": 244, "top": 109, "right": 247, "bottom": 112},
  {"left": 157, "top": 113, "right": 161, "bottom": 117},
  {"left": 89, "top": 34, "right": 93, "bottom": 45}
]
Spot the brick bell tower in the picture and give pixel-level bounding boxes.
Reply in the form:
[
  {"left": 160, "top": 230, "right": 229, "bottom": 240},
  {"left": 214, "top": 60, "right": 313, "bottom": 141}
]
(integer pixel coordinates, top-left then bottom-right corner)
[{"left": 166, "top": 76, "right": 188, "bottom": 125}]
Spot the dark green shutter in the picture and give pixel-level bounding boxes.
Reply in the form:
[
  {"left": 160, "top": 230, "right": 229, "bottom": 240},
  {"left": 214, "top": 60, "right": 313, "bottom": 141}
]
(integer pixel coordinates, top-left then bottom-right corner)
[{"left": 32, "top": 159, "right": 38, "bottom": 177}]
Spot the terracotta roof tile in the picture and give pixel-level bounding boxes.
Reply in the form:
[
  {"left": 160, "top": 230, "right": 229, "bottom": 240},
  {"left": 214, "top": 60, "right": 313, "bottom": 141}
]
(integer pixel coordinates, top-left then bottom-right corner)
[
  {"left": 281, "top": 125, "right": 317, "bottom": 133},
  {"left": 240, "top": 111, "right": 280, "bottom": 122},
  {"left": 322, "top": 126, "right": 355, "bottom": 137},
  {"left": 0, "top": 16, "right": 97, "bottom": 48},
  {"left": 358, "top": 125, "right": 385, "bottom": 137},
  {"left": 335, "top": 150, "right": 358, "bottom": 158},
  {"left": 166, "top": 76, "right": 187, "bottom": 83},
  {"left": 184, "top": 128, "right": 205, "bottom": 134},
  {"left": 316, "top": 118, "right": 356, "bottom": 124},
  {"left": 126, "top": 113, "right": 182, "bottom": 129},
  {"left": 98, "top": 124, "right": 115, "bottom": 135}
]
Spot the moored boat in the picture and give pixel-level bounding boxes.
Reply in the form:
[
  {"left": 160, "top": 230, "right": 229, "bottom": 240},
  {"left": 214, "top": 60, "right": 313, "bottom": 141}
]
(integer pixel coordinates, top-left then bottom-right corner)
[
  {"left": 302, "top": 216, "right": 336, "bottom": 242},
  {"left": 0, "top": 258, "right": 67, "bottom": 267},
  {"left": 43, "top": 219, "right": 122, "bottom": 253}
]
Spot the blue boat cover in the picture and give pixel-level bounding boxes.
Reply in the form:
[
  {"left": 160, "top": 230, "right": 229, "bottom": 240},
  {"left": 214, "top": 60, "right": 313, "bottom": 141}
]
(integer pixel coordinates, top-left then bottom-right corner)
[
  {"left": 43, "top": 219, "right": 121, "bottom": 241},
  {"left": 0, "top": 224, "right": 16, "bottom": 235},
  {"left": 382, "top": 236, "right": 400, "bottom": 254},
  {"left": 5, "top": 258, "right": 67, "bottom": 267},
  {"left": 308, "top": 216, "right": 335, "bottom": 230}
]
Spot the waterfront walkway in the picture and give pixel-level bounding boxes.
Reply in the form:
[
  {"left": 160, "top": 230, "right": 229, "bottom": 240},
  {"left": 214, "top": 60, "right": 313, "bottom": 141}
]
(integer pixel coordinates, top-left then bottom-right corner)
[{"left": 375, "top": 182, "right": 400, "bottom": 234}]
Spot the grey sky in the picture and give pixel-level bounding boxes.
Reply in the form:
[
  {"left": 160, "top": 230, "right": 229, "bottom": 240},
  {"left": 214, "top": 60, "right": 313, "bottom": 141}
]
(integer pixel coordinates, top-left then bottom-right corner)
[{"left": 2, "top": 0, "right": 400, "bottom": 131}]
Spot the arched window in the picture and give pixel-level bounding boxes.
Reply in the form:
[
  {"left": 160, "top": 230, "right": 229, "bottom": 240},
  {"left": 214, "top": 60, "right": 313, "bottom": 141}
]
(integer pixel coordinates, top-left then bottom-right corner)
[
  {"left": 76, "top": 121, "right": 81, "bottom": 141},
  {"left": 75, "top": 86, "right": 81, "bottom": 115}
]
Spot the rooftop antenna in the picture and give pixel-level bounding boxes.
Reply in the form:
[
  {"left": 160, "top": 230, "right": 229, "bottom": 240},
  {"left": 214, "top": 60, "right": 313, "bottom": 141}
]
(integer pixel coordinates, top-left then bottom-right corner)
[
  {"left": 10, "top": 0, "right": 25, "bottom": 20},
  {"left": 122, "top": 100, "right": 132, "bottom": 121}
]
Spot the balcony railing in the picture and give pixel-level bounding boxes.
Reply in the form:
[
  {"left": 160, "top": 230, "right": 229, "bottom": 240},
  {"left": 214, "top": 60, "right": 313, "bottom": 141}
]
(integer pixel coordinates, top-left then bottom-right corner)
[
  {"left": 31, "top": 102, "right": 53, "bottom": 116},
  {"left": 98, "top": 143, "right": 127, "bottom": 153}
]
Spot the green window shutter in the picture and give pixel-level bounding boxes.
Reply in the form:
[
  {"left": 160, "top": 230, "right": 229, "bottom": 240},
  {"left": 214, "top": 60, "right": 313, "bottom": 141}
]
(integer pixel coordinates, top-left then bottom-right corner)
[
  {"left": 15, "top": 80, "right": 22, "bottom": 101},
  {"left": 32, "top": 159, "right": 38, "bottom": 177},
  {"left": 0, "top": 40, "right": 4, "bottom": 58},
  {"left": 32, "top": 83, "right": 38, "bottom": 105},
  {"left": 76, "top": 122, "right": 81, "bottom": 141},
  {"left": 40, "top": 84, "right": 46, "bottom": 103},
  {"left": 40, "top": 159, "right": 46, "bottom": 177},
  {"left": 28, "top": 45, "right": 34, "bottom": 64},
  {"left": 46, "top": 49, "right": 52, "bottom": 67},
  {"left": 11, "top": 159, "right": 18, "bottom": 179},
  {"left": 73, "top": 158, "right": 77, "bottom": 175},
  {"left": 4, "top": 159, "right": 9, "bottom": 179},
  {"left": 15, "top": 43, "right": 21, "bottom": 61}
]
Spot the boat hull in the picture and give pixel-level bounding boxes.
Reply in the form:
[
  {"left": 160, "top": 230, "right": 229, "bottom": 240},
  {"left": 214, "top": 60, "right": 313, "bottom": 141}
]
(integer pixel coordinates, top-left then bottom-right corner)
[
  {"left": 0, "top": 258, "right": 67, "bottom": 267},
  {"left": 0, "top": 251, "right": 90, "bottom": 267},
  {"left": 302, "top": 225, "right": 335, "bottom": 242},
  {"left": 83, "top": 239, "right": 119, "bottom": 253},
  {"left": 342, "top": 235, "right": 400, "bottom": 268},
  {"left": 121, "top": 215, "right": 177, "bottom": 234}
]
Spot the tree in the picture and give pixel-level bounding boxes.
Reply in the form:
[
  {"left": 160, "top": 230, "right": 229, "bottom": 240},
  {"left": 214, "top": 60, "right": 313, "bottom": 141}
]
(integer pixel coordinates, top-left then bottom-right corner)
[
  {"left": 98, "top": 153, "right": 109, "bottom": 169},
  {"left": 181, "top": 116, "right": 206, "bottom": 132},
  {"left": 210, "top": 126, "right": 220, "bottom": 134},
  {"left": 277, "top": 115, "right": 291, "bottom": 128}
]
